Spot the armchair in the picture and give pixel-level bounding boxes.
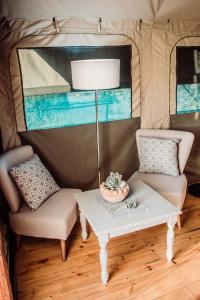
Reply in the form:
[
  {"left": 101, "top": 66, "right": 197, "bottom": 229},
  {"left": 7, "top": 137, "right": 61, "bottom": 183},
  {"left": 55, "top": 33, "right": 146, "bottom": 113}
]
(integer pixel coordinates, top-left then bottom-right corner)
[
  {"left": 128, "top": 129, "right": 194, "bottom": 228},
  {"left": 0, "top": 145, "right": 81, "bottom": 261}
]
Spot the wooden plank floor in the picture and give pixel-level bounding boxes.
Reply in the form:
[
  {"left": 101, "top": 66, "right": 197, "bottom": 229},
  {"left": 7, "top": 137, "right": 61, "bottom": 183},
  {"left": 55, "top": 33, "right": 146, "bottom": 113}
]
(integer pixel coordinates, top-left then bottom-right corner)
[{"left": 16, "top": 193, "right": 200, "bottom": 300}]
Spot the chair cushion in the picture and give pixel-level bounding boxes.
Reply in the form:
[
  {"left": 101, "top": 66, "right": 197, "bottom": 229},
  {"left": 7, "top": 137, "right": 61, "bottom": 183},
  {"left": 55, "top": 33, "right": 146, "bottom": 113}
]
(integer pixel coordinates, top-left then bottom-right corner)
[
  {"left": 128, "top": 171, "right": 187, "bottom": 209},
  {"left": 138, "top": 136, "right": 180, "bottom": 176},
  {"left": 0, "top": 145, "right": 34, "bottom": 213},
  {"left": 9, "top": 154, "right": 60, "bottom": 210},
  {"left": 9, "top": 188, "right": 81, "bottom": 240},
  {"left": 136, "top": 129, "right": 194, "bottom": 175}
]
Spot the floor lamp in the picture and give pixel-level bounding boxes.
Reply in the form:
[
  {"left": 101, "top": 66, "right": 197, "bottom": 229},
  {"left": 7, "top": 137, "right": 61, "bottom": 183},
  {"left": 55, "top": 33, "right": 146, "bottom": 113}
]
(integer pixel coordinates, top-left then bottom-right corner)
[{"left": 71, "top": 59, "right": 120, "bottom": 186}]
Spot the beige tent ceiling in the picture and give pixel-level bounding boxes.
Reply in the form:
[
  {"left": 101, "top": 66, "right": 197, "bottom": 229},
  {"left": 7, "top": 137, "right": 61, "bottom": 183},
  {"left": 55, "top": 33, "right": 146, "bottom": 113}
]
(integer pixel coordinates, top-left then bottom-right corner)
[{"left": 0, "top": 0, "right": 200, "bottom": 20}]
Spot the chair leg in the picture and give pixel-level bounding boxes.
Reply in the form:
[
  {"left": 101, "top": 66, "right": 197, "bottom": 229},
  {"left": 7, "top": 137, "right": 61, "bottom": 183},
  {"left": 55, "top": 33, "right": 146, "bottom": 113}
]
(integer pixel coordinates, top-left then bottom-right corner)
[
  {"left": 60, "top": 240, "right": 67, "bottom": 262},
  {"left": 177, "top": 215, "right": 182, "bottom": 229},
  {"left": 16, "top": 234, "right": 21, "bottom": 250}
]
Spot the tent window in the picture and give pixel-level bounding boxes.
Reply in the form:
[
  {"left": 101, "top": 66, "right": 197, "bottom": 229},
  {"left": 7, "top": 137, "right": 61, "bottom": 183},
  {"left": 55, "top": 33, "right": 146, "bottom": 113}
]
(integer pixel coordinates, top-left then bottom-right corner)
[
  {"left": 17, "top": 46, "right": 132, "bottom": 131},
  {"left": 176, "top": 46, "right": 200, "bottom": 114}
]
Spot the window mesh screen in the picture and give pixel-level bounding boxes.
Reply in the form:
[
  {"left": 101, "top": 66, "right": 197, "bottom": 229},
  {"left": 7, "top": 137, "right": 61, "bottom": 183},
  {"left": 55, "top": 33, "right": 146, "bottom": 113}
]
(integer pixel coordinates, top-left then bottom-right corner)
[
  {"left": 18, "top": 45, "right": 132, "bottom": 130},
  {"left": 176, "top": 46, "right": 200, "bottom": 114}
]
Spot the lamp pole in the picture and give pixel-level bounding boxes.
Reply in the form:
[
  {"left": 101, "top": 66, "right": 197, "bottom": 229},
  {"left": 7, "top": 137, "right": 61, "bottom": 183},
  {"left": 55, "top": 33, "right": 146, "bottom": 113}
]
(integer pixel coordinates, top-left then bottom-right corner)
[{"left": 95, "top": 90, "right": 101, "bottom": 186}]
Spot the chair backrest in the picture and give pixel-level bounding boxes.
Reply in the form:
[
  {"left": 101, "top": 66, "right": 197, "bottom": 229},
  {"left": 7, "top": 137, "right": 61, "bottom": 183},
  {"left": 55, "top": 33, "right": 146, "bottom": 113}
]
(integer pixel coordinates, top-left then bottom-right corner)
[
  {"left": 0, "top": 145, "right": 34, "bottom": 213},
  {"left": 136, "top": 129, "right": 194, "bottom": 175}
]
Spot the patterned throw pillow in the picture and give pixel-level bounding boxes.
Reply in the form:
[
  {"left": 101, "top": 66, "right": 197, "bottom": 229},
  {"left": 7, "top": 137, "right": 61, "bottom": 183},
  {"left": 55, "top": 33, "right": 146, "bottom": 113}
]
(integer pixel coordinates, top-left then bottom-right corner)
[
  {"left": 9, "top": 154, "right": 60, "bottom": 210},
  {"left": 138, "top": 136, "right": 180, "bottom": 176}
]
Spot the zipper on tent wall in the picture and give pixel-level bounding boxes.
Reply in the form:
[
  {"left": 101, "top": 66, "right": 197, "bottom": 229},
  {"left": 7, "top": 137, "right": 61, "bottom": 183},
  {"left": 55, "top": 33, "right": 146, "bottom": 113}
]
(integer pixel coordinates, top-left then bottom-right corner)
[
  {"left": 53, "top": 17, "right": 60, "bottom": 33},
  {"left": 136, "top": 19, "right": 142, "bottom": 32},
  {"left": 97, "top": 17, "right": 102, "bottom": 32},
  {"left": 168, "top": 19, "right": 172, "bottom": 31}
]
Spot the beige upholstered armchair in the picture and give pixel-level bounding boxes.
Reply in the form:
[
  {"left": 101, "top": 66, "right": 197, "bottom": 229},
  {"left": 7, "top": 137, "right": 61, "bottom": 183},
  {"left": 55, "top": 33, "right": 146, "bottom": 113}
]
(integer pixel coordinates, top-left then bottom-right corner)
[
  {"left": 0, "top": 145, "right": 81, "bottom": 261},
  {"left": 128, "top": 129, "right": 194, "bottom": 228}
]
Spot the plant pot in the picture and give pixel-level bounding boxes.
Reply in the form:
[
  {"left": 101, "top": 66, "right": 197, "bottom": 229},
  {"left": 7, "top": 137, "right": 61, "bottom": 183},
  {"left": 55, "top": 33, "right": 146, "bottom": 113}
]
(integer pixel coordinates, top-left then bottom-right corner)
[{"left": 100, "top": 183, "right": 129, "bottom": 203}]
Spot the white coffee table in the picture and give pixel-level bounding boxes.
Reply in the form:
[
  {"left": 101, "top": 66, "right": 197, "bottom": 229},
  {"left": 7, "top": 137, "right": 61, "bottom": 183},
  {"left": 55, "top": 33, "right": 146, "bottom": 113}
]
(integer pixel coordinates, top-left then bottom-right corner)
[{"left": 75, "top": 180, "right": 181, "bottom": 285}]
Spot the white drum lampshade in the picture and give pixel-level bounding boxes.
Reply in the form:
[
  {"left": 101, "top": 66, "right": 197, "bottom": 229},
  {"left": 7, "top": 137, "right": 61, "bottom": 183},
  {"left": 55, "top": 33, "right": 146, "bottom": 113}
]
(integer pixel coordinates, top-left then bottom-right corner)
[{"left": 71, "top": 59, "right": 120, "bottom": 90}]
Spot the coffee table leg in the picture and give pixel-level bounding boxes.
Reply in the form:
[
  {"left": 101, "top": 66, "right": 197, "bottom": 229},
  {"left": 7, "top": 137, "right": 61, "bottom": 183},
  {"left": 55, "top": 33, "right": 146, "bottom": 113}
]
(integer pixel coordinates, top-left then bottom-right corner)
[
  {"left": 166, "top": 215, "right": 177, "bottom": 262},
  {"left": 80, "top": 212, "right": 88, "bottom": 241},
  {"left": 98, "top": 234, "right": 109, "bottom": 285}
]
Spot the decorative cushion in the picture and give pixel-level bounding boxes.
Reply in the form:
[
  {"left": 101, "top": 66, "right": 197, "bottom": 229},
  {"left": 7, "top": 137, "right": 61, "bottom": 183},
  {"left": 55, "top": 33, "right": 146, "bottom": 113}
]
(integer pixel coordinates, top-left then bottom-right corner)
[
  {"left": 138, "top": 136, "right": 180, "bottom": 176},
  {"left": 9, "top": 154, "right": 60, "bottom": 210}
]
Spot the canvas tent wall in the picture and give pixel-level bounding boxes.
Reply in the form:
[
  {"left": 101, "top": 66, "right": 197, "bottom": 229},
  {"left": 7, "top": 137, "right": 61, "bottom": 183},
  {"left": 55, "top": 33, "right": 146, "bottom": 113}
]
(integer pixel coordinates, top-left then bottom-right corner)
[{"left": 0, "top": 0, "right": 200, "bottom": 189}]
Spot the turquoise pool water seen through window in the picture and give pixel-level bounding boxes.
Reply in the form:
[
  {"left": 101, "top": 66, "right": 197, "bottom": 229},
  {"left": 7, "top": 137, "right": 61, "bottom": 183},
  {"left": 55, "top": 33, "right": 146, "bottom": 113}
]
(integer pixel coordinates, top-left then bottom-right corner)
[
  {"left": 18, "top": 45, "right": 132, "bottom": 130},
  {"left": 177, "top": 83, "right": 200, "bottom": 114},
  {"left": 24, "top": 88, "right": 131, "bottom": 130}
]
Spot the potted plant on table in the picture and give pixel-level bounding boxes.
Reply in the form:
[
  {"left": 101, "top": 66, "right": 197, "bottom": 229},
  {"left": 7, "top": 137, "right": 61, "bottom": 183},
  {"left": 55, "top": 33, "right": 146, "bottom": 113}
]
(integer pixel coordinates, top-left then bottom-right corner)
[{"left": 100, "top": 172, "right": 129, "bottom": 203}]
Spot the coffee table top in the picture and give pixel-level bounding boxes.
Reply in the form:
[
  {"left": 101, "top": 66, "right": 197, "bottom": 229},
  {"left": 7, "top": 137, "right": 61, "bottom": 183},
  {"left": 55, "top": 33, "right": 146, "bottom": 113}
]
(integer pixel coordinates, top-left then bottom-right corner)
[{"left": 75, "top": 180, "right": 181, "bottom": 237}]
